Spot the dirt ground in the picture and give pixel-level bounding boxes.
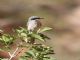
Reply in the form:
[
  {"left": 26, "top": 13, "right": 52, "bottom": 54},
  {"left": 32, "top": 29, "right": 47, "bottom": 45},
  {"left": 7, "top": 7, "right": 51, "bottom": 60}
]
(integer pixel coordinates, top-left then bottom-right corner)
[{"left": 46, "top": 31, "right": 80, "bottom": 60}]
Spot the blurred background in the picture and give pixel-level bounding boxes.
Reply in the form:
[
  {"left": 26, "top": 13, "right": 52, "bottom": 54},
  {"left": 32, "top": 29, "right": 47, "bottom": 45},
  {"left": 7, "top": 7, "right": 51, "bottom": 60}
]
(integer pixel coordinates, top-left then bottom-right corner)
[{"left": 1, "top": 0, "right": 80, "bottom": 60}]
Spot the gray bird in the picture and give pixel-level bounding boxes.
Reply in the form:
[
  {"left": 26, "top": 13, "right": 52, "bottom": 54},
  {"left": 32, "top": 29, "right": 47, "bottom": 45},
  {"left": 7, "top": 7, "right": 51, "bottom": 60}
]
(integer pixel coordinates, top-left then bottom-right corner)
[{"left": 27, "top": 16, "right": 43, "bottom": 31}]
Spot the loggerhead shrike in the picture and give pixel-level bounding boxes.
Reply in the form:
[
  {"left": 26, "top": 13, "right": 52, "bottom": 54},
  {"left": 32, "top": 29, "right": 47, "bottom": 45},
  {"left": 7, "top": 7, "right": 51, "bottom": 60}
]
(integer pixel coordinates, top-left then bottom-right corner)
[{"left": 27, "top": 16, "right": 43, "bottom": 31}]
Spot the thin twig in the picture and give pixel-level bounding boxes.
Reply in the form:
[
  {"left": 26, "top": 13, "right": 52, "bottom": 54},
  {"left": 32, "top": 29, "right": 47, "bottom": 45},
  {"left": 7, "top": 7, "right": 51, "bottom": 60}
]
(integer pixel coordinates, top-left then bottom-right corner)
[
  {"left": 8, "top": 47, "right": 19, "bottom": 60},
  {"left": 15, "top": 48, "right": 24, "bottom": 56}
]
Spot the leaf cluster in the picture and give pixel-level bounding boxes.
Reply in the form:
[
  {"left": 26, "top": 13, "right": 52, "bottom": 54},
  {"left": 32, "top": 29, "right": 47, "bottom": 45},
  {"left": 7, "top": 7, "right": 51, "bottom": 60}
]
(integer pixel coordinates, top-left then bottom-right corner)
[
  {"left": 20, "top": 44, "right": 54, "bottom": 60},
  {"left": 0, "top": 26, "right": 55, "bottom": 60},
  {"left": 0, "top": 34, "right": 15, "bottom": 48},
  {"left": 16, "top": 27, "right": 52, "bottom": 43}
]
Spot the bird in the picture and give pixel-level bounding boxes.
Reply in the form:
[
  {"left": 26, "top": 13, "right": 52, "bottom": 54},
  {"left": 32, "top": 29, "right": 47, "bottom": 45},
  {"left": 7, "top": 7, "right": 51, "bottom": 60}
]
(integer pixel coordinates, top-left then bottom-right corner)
[{"left": 27, "top": 16, "right": 43, "bottom": 32}]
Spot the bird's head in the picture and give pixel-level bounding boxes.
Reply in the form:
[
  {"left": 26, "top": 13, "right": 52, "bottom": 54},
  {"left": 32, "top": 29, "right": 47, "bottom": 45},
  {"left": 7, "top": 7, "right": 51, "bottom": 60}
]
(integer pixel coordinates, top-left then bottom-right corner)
[{"left": 28, "top": 16, "right": 44, "bottom": 20}]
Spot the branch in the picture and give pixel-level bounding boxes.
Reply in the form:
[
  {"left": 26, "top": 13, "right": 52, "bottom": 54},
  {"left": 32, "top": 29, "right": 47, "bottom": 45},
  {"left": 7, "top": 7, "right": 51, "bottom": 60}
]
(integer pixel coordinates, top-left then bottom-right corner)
[
  {"left": 16, "top": 48, "right": 24, "bottom": 56},
  {"left": 8, "top": 47, "right": 19, "bottom": 60}
]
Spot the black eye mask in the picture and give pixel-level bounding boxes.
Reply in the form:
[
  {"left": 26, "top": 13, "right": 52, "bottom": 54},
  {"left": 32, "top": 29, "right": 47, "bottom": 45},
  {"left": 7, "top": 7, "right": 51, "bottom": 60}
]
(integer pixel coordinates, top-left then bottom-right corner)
[
  {"left": 31, "top": 18, "right": 44, "bottom": 20},
  {"left": 31, "top": 18, "right": 41, "bottom": 20}
]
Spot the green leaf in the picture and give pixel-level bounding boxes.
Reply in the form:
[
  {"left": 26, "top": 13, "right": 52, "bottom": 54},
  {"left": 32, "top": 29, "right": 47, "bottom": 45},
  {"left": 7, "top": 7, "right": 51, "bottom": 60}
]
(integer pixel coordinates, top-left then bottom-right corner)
[
  {"left": 31, "top": 33, "right": 44, "bottom": 41},
  {"left": 26, "top": 50, "right": 36, "bottom": 58},
  {"left": 20, "top": 33, "right": 27, "bottom": 37},
  {"left": 19, "top": 57, "right": 28, "bottom": 60},
  {"left": 37, "top": 27, "right": 52, "bottom": 33},
  {"left": 0, "top": 38, "right": 2, "bottom": 41},
  {"left": 0, "top": 58, "right": 8, "bottom": 60},
  {"left": 0, "top": 58, "right": 2, "bottom": 60},
  {"left": 2, "top": 35, "right": 10, "bottom": 43},
  {"left": 0, "top": 34, "right": 14, "bottom": 46},
  {"left": 39, "top": 33, "right": 50, "bottom": 39},
  {"left": 16, "top": 27, "right": 28, "bottom": 34},
  {"left": 21, "top": 44, "right": 55, "bottom": 60}
]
